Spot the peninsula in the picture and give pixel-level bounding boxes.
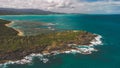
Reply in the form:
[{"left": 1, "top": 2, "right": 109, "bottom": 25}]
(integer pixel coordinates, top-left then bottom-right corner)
[{"left": 0, "top": 19, "right": 101, "bottom": 64}]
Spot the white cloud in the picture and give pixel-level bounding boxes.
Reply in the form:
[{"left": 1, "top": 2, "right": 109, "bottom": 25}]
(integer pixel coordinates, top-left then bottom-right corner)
[{"left": 0, "top": 0, "right": 120, "bottom": 14}]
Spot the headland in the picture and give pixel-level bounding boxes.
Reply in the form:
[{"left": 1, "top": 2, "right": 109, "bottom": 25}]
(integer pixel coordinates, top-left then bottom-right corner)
[{"left": 0, "top": 19, "right": 102, "bottom": 64}]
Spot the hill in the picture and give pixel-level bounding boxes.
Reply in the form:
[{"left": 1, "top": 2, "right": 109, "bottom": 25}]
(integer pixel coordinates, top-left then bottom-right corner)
[{"left": 0, "top": 8, "right": 60, "bottom": 15}]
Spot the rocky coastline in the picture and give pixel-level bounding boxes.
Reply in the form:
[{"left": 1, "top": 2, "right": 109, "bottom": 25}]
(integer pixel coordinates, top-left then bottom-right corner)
[{"left": 0, "top": 19, "right": 102, "bottom": 64}]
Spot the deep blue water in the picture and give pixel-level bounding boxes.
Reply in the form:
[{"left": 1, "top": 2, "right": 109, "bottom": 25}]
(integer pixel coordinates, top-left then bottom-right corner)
[{"left": 0, "top": 14, "right": 120, "bottom": 68}]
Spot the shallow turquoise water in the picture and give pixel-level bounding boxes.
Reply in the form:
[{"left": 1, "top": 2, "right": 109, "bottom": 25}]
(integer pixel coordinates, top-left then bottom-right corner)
[{"left": 0, "top": 14, "right": 120, "bottom": 68}]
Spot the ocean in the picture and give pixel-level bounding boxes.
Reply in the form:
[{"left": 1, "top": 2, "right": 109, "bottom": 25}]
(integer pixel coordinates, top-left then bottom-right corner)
[{"left": 0, "top": 14, "right": 120, "bottom": 68}]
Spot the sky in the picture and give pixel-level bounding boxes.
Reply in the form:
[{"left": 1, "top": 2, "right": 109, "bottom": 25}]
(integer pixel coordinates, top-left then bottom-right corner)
[{"left": 0, "top": 0, "right": 120, "bottom": 14}]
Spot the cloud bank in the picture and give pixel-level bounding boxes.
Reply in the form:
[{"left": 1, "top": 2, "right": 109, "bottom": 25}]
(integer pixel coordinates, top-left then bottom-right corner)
[{"left": 0, "top": 0, "right": 120, "bottom": 14}]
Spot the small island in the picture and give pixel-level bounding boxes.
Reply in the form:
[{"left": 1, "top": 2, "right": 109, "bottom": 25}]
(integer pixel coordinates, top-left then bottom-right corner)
[{"left": 0, "top": 19, "right": 101, "bottom": 64}]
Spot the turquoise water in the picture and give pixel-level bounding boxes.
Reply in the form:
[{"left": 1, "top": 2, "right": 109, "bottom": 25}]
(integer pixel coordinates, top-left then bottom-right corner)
[{"left": 0, "top": 14, "right": 120, "bottom": 68}]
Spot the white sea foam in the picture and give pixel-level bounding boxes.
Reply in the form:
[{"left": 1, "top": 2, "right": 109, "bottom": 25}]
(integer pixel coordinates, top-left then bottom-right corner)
[
  {"left": 64, "top": 35, "right": 102, "bottom": 54},
  {"left": 0, "top": 34, "right": 102, "bottom": 67},
  {"left": 0, "top": 53, "right": 49, "bottom": 68},
  {"left": 47, "top": 23, "right": 56, "bottom": 26},
  {"left": 90, "top": 35, "right": 102, "bottom": 46}
]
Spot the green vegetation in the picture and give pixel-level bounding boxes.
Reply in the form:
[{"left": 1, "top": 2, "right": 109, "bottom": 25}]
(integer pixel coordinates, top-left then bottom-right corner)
[
  {"left": 0, "top": 19, "right": 97, "bottom": 63},
  {"left": 0, "top": 19, "right": 18, "bottom": 36}
]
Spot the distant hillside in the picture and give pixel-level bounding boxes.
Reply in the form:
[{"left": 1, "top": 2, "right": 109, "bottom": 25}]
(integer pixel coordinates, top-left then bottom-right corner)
[{"left": 0, "top": 8, "right": 60, "bottom": 15}]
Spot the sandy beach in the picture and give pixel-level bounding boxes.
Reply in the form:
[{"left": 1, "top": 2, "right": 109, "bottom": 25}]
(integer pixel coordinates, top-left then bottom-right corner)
[{"left": 5, "top": 21, "right": 24, "bottom": 36}]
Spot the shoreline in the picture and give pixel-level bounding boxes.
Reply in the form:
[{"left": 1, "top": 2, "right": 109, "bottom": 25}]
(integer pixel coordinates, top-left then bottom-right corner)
[
  {"left": 5, "top": 21, "right": 24, "bottom": 36},
  {"left": 0, "top": 19, "right": 102, "bottom": 66},
  {"left": 13, "top": 28, "right": 24, "bottom": 36},
  {"left": 0, "top": 35, "right": 102, "bottom": 66}
]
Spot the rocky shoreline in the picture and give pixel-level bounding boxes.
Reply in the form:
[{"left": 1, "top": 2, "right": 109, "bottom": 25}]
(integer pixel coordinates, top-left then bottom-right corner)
[
  {"left": 0, "top": 35, "right": 102, "bottom": 66},
  {"left": 0, "top": 19, "right": 102, "bottom": 64}
]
